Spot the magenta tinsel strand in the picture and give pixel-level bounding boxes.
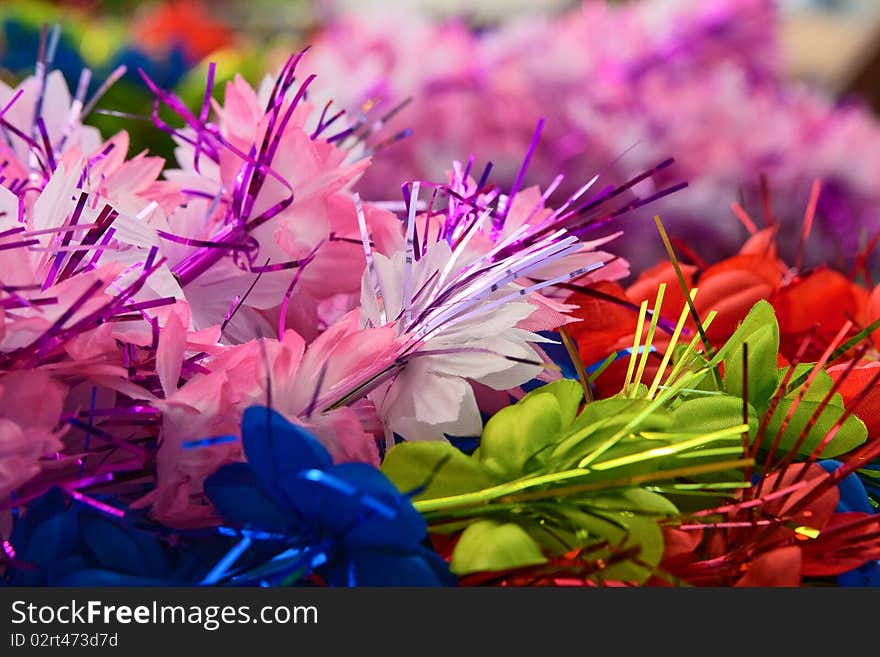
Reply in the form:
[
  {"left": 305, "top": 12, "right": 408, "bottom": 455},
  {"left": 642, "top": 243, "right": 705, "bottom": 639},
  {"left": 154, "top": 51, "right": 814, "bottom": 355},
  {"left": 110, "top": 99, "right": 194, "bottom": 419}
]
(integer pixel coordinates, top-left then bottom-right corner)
[
  {"left": 0, "top": 238, "right": 39, "bottom": 251},
  {"left": 495, "top": 117, "right": 545, "bottom": 233},
  {"left": 121, "top": 341, "right": 132, "bottom": 370},
  {"left": 0, "top": 472, "right": 119, "bottom": 512},
  {"left": 325, "top": 124, "right": 357, "bottom": 144},
  {"left": 241, "top": 193, "right": 294, "bottom": 232},
  {"left": 63, "top": 487, "right": 125, "bottom": 518},
  {"left": 230, "top": 144, "right": 258, "bottom": 226},
  {"left": 0, "top": 296, "right": 57, "bottom": 309},
  {"left": 0, "top": 283, "right": 40, "bottom": 291},
  {"left": 23, "top": 257, "right": 165, "bottom": 366},
  {"left": 160, "top": 61, "right": 326, "bottom": 286},
  {"left": 493, "top": 165, "right": 681, "bottom": 260},
  {"left": 569, "top": 181, "right": 692, "bottom": 241},
  {"left": 565, "top": 158, "right": 676, "bottom": 221},
  {"left": 277, "top": 241, "right": 322, "bottom": 338},
  {"left": 244, "top": 258, "right": 305, "bottom": 274},
  {"left": 141, "top": 89, "right": 205, "bottom": 155},
  {"left": 35, "top": 117, "right": 56, "bottom": 172},
  {"left": 221, "top": 259, "right": 269, "bottom": 334},
  {"left": 156, "top": 228, "right": 254, "bottom": 251},
  {"left": 311, "top": 103, "right": 346, "bottom": 140},
  {"left": 22, "top": 222, "right": 98, "bottom": 238},
  {"left": 67, "top": 472, "right": 115, "bottom": 490},
  {"left": 30, "top": 25, "right": 59, "bottom": 148},
  {"left": 149, "top": 315, "right": 160, "bottom": 352},
  {"left": 56, "top": 203, "right": 118, "bottom": 282},
  {"left": 36, "top": 279, "right": 105, "bottom": 343},
  {"left": 143, "top": 245, "right": 159, "bottom": 272},
  {"left": 123, "top": 297, "right": 177, "bottom": 313},
  {"left": 192, "top": 62, "right": 217, "bottom": 175},
  {"left": 421, "top": 187, "right": 439, "bottom": 256},
  {"left": 180, "top": 188, "right": 223, "bottom": 201},
  {"left": 78, "top": 227, "right": 116, "bottom": 276},
  {"left": 476, "top": 161, "right": 494, "bottom": 192},
  {"left": 233, "top": 55, "right": 310, "bottom": 225},
  {"left": 252, "top": 73, "right": 317, "bottom": 194},
  {"left": 172, "top": 226, "right": 245, "bottom": 284},
  {"left": 266, "top": 49, "right": 308, "bottom": 113},
  {"left": 462, "top": 154, "right": 476, "bottom": 185},
  {"left": 65, "top": 406, "right": 160, "bottom": 419},
  {"left": 303, "top": 362, "right": 330, "bottom": 419},
  {"left": 180, "top": 361, "right": 211, "bottom": 376},
  {"left": 43, "top": 191, "right": 88, "bottom": 290},
  {"left": 76, "top": 142, "right": 116, "bottom": 190},
  {"left": 0, "top": 118, "right": 48, "bottom": 175},
  {"left": 138, "top": 68, "right": 208, "bottom": 141},
  {"left": 0, "top": 282, "right": 43, "bottom": 310},
  {"left": 0, "top": 88, "right": 24, "bottom": 121},
  {"left": 312, "top": 99, "right": 335, "bottom": 138},
  {"left": 66, "top": 418, "right": 147, "bottom": 459}
]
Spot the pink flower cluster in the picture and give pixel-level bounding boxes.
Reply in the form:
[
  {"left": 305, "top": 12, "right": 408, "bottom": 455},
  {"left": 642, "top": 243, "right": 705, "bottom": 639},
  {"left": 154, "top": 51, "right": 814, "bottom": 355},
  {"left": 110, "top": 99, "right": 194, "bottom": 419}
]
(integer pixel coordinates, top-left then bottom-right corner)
[
  {"left": 302, "top": 0, "right": 880, "bottom": 268},
  {"left": 0, "top": 45, "right": 639, "bottom": 528}
]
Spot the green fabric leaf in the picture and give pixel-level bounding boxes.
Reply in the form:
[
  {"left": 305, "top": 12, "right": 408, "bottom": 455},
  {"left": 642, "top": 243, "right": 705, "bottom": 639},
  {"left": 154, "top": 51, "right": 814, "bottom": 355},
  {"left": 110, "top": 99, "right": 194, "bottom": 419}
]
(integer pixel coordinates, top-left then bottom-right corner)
[
  {"left": 570, "top": 396, "right": 676, "bottom": 434},
  {"left": 672, "top": 395, "right": 758, "bottom": 435},
  {"left": 521, "top": 379, "right": 583, "bottom": 429},
  {"left": 557, "top": 505, "right": 665, "bottom": 584},
  {"left": 764, "top": 398, "right": 867, "bottom": 459},
  {"left": 549, "top": 397, "right": 675, "bottom": 468},
  {"left": 598, "top": 488, "right": 680, "bottom": 515},
  {"left": 381, "top": 442, "right": 494, "bottom": 500},
  {"left": 779, "top": 366, "right": 835, "bottom": 402},
  {"left": 721, "top": 300, "right": 780, "bottom": 413},
  {"left": 479, "top": 390, "right": 565, "bottom": 479},
  {"left": 450, "top": 520, "right": 548, "bottom": 575}
]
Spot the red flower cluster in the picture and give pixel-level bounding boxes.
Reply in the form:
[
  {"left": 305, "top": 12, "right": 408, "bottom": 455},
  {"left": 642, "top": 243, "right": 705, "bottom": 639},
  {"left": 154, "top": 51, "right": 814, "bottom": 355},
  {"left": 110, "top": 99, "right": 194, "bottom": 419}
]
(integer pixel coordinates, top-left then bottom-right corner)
[{"left": 568, "top": 201, "right": 880, "bottom": 437}]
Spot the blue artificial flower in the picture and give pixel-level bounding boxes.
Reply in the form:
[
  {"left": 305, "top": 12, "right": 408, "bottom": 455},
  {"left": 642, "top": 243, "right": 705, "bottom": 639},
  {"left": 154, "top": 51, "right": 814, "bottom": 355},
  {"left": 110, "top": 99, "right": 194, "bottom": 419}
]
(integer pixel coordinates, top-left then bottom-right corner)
[
  {"left": 202, "top": 406, "right": 455, "bottom": 587},
  {"left": 109, "top": 45, "right": 190, "bottom": 91},
  {"left": 1, "top": 19, "right": 86, "bottom": 88},
  {"left": 818, "top": 460, "right": 879, "bottom": 587},
  {"left": 819, "top": 460, "right": 874, "bottom": 515},
  {"left": 836, "top": 559, "right": 880, "bottom": 586},
  {"left": 856, "top": 462, "right": 880, "bottom": 508},
  {"left": 2, "top": 489, "right": 188, "bottom": 586}
]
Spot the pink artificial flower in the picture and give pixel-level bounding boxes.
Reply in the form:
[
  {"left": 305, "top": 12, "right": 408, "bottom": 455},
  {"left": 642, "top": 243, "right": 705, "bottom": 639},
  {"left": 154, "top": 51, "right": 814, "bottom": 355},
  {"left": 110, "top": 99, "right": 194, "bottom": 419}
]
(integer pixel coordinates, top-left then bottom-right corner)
[
  {"left": 358, "top": 237, "right": 557, "bottom": 442},
  {"left": 0, "top": 70, "right": 102, "bottom": 200},
  {"left": 343, "top": 165, "right": 637, "bottom": 443},
  {"left": 0, "top": 371, "right": 66, "bottom": 499},
  {"left": 107, "top": 306, "right": 402, "bottom": 527},
  {"left": 0, "top": 154, "right": 193, "bottom": 505},
  {"left": 0, "top": 63, "right": 155, "bottom": 213},
  {"left": 418, "top": 166, "right": 630, "bottom": 297},
  {"left": 301, "top": 0, "right": 880, "bottom": 270},
  {"left": 154, "top": 62, "right": 404, "bottom": 343}
]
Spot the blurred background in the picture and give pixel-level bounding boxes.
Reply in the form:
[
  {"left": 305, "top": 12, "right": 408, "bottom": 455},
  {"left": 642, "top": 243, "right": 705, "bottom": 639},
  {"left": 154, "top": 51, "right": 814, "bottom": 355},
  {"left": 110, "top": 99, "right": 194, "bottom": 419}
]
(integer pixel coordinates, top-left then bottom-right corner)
[{"left": 4, "top": 0, "right": 880, "bottom": 274}]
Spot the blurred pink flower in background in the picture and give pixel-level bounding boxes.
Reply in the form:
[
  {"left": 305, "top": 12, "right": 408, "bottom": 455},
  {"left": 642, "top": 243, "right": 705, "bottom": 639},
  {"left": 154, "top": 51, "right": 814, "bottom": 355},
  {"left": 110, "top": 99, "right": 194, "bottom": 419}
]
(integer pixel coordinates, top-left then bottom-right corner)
[{"left": 301, "top": 0, "right": 880, "bottom": 271}]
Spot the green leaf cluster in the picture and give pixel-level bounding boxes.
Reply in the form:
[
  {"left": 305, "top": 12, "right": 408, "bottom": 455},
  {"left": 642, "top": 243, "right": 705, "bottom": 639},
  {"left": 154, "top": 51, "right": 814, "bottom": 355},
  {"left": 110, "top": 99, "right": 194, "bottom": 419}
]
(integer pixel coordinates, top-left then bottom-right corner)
[{"left": 382, "top": 300, "right": 868, "bottom": 583}]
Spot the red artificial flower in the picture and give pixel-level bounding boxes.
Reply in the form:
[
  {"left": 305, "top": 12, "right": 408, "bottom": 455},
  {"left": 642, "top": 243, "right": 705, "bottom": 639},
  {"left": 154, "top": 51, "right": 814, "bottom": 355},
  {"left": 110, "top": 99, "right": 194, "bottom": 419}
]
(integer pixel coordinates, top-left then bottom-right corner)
[
  {"left": 772, "top": 268, "right": 870, "bottom": 362},
  {"left": 659, "top": 463, "right": 880, "bottom": 587},
  {"left": 566, "top": 230, "right": 783, "bottom": 397},
  {"left": 132, "top": 0, "right": 235, "bottom": 62},
  {"left": 827, "top": 359, "right": 880, "bottom": 438},
  {"left": 567, "top": 210, "right": 880, "bottom": 398},
  {"left": 691, "top": 228, "right": 784, "bottom": 343}
]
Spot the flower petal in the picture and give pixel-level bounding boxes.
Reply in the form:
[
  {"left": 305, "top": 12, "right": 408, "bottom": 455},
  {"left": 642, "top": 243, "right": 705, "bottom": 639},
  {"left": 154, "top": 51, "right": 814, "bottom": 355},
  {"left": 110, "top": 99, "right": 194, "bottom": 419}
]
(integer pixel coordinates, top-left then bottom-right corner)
[
  {"left": 241, "top": 406, "right": 333, "bottom": 494},
  {"left": 204, "top": 463, "right": 293, "bottom": 531}
]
